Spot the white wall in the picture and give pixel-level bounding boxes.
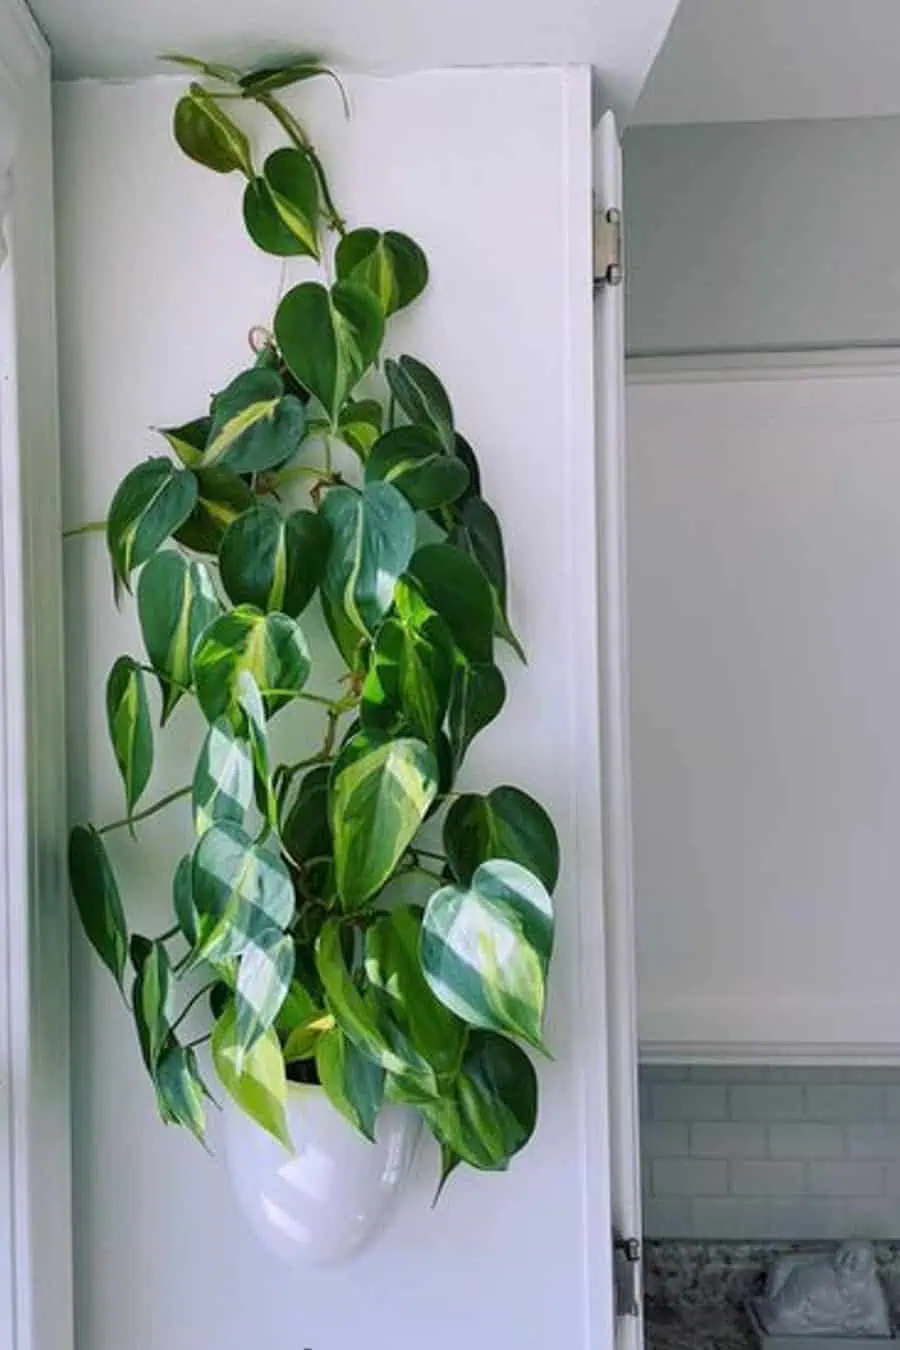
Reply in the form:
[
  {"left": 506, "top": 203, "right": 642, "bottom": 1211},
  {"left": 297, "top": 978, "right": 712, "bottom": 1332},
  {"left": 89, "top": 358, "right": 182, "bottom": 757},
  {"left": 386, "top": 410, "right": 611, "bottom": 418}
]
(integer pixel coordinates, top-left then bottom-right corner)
[
  {"left": 623, "top": 118, "right": 900, "bottom": 356},
  {"left": 56, "top": 70, "right": 606, "bottom": 1350}
]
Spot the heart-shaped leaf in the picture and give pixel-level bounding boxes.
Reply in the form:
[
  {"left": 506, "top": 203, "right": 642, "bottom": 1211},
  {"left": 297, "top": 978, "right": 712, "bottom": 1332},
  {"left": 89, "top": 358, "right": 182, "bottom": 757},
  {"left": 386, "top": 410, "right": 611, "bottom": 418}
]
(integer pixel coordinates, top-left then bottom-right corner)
[
  {"left": 316, "top": 918, "right": 417, "bottom": 1081},
  {"left": 281, "top": 763, "right": 332, "bottom": 872},
  {"left": 384, "top": 356, "right": 454, "bottom": 452},
  {"left": 132, "top": 939, "right": 173, "bottom": 1073},
  {"left": 201, "top": 368, "right": 306, "bottom": 474},
  {"left": 330, "top": 732, "right": 438, "bottom": 908},
  {"left": 274, "top": 280, "right": 384, "bottom": 422},
  {"left": 421, "top": 858, "right": 554, "bottom": 1051},
  {"left": 262, "top": 148, "right": 320, "bottom": 257},
  {"left": 192, "top": 717, "right": 253, "bottom": 836},
  {"left": 138, "top": 552, "right": 221, "bottom": 723},
  {"left": 407, "top": 543, "right": 494, "bottom": 664},
  {"left": 236, "top": 672, "right": 278, "bottom": 830},
  {"left": 397, "top": 1030, "right": 537, "bottom": 1172},
  {"left": 321, "top": 481, "right": 416, "bottom": 637},
  {"left": 361, "top": 581, "right": 454, "bottom": 745},
  {"left": 212, "top": 1005, "right": 292, "bottom": 1150},
  {"left": 447, "top": 661, "right": 506, "bottom": 771},
  {"left": 219, "top": 503, "right": 329, "bottom": 617},
  {"left": 338, "top": 399, "right": 382, "bottom": 461},
  {"left": 244, "top": 177, "right": 308, "bottom": 257},
  {"left": 174, "top": 468, "right": 255, "bottom": 557},
  {"left": 336, "top": 229, "right": 428, "bottom": 316},
  {"left": 68, "top": 826, "right": 128, "bottom": 990},
  {"left": 155, "top": 1040, "right": 208, "bottom": 1143},
  {"left": 443, "top": 786, "right": 560, "bottom": 893},
  {"left": 106, "top": 656, "right": 153, "bottom": 818},
  {"left": 192, "top": 605, "right": 311, "bottom": 724},
  {"left": 191, "top": 820, "right": 295, "bottom": 967},
  {"left": 173, "top": 84, "right": 253, "bottom": 177},
  {"left": 316, "top": 1026, "right": 385, "bottom": 1142},
  {"left": 235, "top": 926, "right": 295, "bottom": 1064},
  {"left": 365, "top": 426, "right": 470, "bottom": 511},
  {"left": 456, "top": 497, "right": 525, "bottom": 661},
  {"left": 107, "top": 458, "right": 198, "bottom": 589},
  {"left": 156, "top": 415, "right": 210, "bottom": 468}
]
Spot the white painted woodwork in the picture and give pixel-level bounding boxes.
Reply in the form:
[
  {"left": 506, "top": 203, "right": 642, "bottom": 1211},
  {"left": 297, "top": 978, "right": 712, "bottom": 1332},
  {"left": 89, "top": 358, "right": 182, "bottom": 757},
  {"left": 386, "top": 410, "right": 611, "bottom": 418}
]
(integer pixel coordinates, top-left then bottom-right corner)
[
  {"left": 628, "top": 354, "right": 900, "bottom": 1063},
  {"left": 57, "top": 68, "right": 623, "bottom": 1350},
  {"left": 30, "top": 0, "right": 679, "bottom": 123},
  {"left": 0, "top": 3, "right": 72, "bottom": 1349},
  {"left": 635, "top": 0, "right": 900, "bottom": 126}
]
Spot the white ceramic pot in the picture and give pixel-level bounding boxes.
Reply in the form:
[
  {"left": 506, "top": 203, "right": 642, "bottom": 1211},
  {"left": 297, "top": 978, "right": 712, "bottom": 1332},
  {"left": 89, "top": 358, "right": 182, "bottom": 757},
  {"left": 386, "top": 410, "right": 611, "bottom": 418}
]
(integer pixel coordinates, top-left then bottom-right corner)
[{"left": 223, "top": 1084, "right": 421, "bottom": 1266}]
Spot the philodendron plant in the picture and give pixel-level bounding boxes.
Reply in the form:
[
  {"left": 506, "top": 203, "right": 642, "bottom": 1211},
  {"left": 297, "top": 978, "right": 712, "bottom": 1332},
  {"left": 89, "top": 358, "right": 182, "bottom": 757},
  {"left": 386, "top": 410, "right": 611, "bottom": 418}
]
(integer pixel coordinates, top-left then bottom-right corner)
[{"left": 68, "top": 53, "right": 560, "bottom": 1191}]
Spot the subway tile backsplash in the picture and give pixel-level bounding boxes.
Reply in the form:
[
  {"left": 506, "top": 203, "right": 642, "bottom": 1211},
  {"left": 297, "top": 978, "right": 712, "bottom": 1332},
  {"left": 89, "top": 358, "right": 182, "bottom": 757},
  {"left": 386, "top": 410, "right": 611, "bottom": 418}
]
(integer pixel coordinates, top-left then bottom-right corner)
[{"left": 640, "top": 1067, "right": 900, "bottom": 1240}]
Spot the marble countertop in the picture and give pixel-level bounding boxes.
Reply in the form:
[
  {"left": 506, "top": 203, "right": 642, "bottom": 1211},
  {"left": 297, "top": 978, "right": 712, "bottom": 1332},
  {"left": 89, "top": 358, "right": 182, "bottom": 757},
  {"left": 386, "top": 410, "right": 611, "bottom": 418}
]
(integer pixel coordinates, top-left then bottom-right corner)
[{"left": 645, "top": 1301, "right": 756, "bottom": 1350}]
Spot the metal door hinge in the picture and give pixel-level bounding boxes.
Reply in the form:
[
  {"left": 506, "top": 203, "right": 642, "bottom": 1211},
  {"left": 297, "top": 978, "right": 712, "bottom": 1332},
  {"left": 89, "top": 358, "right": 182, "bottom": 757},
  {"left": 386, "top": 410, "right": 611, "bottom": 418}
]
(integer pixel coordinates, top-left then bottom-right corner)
[
  {"left": 594, "top": 206, "right": 623, "bottom": 289},
  {"left": 613, "top": 1234, "right": 642, "bottom": 1318}
]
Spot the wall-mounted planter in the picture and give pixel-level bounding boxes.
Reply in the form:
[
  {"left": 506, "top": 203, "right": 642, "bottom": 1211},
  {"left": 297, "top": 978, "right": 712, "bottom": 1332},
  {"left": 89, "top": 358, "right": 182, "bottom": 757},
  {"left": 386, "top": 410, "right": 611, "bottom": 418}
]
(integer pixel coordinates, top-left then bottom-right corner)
[{"left": 224, "top": 1084, "right": 421, "bottom": 1265}]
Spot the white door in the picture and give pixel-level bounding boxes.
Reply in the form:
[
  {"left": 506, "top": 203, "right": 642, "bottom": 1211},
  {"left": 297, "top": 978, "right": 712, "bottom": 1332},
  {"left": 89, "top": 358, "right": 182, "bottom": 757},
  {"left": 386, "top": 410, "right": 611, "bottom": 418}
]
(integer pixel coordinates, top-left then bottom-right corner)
[{"left": 594, "top": 109, "right": 644, "bottom": 1350}]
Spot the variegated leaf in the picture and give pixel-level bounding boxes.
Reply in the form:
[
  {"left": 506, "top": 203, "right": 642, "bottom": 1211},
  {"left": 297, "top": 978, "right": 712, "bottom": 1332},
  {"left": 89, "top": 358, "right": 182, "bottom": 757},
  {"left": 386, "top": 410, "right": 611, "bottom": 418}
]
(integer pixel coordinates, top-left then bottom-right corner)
[
  {"left": 421, "top": 858, "right": 554, "bottom": 1052},
  {"left": 335, "top": 229, "right": 428, "bottom": 316},
  {"left": 365, "top": 426, "right": 470, "bottom": 511},
  {"left": 201, "top": 368, "right": 306, "bottom": 474},
  {"left": 68, "top": 826, "right": 128, "bottom": 990},
  {"left": 190, "top": 820, "right": 294, "bottom": 968},
  {"left": 274, "top": 280, "right": 384, "bottom": 422},
  {"left": 235, "top": 926, "right": 295, "bottom": 1064},
  {"left": 329, "top": 731, "right": 438, "bottom": 909},
  {"left": 192, "top": 605, "right": 311, "bottom": 725},
  {"left": 263, "top": 148, "right": 320, "bottom": 256},
  {"left": 212, "top": 1005, "right": 292, "bottom": 1150},
  {"left": 154, "top": 1040, "right": 208, "bottom": 1143},
  {"left": 408, "top": 543, "right": 494, "bottom": 664},
  {"left": 443, "top": 786, "right": 560, "bottom": 893},
  {"left": 320, "top": 482, "right": 416, "bottom": 638},
  {"left": 236, "top": 672, "right": 278, "bottom": 830},
  {"left": 173, "top": 84, "right": 253, "bottom": 177},
  {"left": 173, "top": 853, "right": 198, "bottom": 947},
  {"left": 447, "top": 661, "right": 506, "bottom": 772},
  {"left": 192, "top": 718, "right": 254, "bottom": 836},
  {"left": 107, "top": 458, "right": 198, "bottom": 589},
  {"left": 131, "top": 939, "right": 173, "bottom": 1073},
  {"left": 105, "top": 656, "right": 154, "bottom": 817},
  {"left": 138, "top": 551, "right": 221, "bottom": 723},
  {"left": 219, "top": 502, "right": 329, "bottom": 617},
  {"left": 384, "top": 355, "right": 454, "bottom": 453},
  {"left": 316, "top": 1026, "right": 385, "bottom": 1142}
]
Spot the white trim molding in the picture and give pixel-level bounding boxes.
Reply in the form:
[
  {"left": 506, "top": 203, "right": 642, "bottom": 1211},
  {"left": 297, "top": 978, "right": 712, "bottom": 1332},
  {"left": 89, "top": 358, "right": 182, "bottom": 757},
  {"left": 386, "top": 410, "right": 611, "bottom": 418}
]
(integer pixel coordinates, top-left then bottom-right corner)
[{"left": 0, "top": 4, "right": 73, "bottom": 1350}]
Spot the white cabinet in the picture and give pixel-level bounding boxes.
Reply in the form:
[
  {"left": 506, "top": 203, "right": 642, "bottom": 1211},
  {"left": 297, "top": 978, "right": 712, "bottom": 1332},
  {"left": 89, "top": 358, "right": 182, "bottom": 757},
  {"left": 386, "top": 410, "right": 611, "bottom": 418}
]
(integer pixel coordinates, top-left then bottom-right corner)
[{"left": 628, "top": 357, "right": 900, "bottom": 1063}]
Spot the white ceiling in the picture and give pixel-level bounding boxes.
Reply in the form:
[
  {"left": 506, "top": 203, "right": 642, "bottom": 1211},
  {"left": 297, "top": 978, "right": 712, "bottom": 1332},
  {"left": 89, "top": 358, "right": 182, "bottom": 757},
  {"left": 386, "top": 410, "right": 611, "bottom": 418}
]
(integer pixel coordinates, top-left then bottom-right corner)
[
  {"left": 27, "top": 0, "right": 679, "bottom": 121},
  {"left": 635, "top": 0, "right": 900, "bottom": 125}
]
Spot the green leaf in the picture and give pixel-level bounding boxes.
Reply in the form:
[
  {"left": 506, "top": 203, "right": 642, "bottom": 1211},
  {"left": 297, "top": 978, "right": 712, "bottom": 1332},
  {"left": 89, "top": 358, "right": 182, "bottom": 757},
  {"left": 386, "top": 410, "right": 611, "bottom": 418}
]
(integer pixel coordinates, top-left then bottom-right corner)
[
  {"left": 107, "top": 458, "right": 198, "bottom": 588},
  {"left": 384, "top": 356, "right": 454, "bottom": 452},
  {"left": 213, "top": 1006, "right": 292, "bottom": 1149},
  {"left": 155, "top": 1040, "right": 208, "bottom": 1143},
  {"left": 365, "top": 426, "right": 470, "bottom": 511},
  {"left": 156, "top": 416, "right": 210, "bottom": 468},
  {"left": 161, "top": 53, "right": 241, "bottom": 82},
  {"left": 360, "top": 582, "right": 454, "bottom": 745},
  {"left": 192, "top": 717, "right": 253, "bottom": 836},
  {"left": 201, "top": 368, "right": 306, "bottom": 474},
  {"left": 320, "top": 482, "right": 416, "bottom": 638},
  {"left": 262, "top": 148, "right": 320, "bottom": 257},
  {"left": 138, "top": 551, "right": 221, "bottom": 724},
  {"left": 456, "top": 497, "right": 525, "bottom": 661},
  {"left": 191, "top": 820, "right": 294, "bottom": 967},
  {"left": 330, "top": 732, "right": 439, "bottom": 908},
  {"left": 447, "top": 661, "right": 506, "bottom": 772},
  {"left": 235, "top": 926, "right": 295, "bottom": 1064},
  {"left": 279, "top": 982, "right": 331, "bottom": 1062},
  {"left": 316, "top": 1026, "right": 385, "bottom": 1142},
  {"left": 236, "top": 672, "right": 278, "bottom": 830},
  {"left": 239, "top": 58, "right": 347, "bottom": 106},
  {"left": 173, "top": 84, "right": 253, "bottom": 177},
  {"left": 281, "top": 763, "right": 332, "bottom": 870},
  {"left": 274, "top": 280, "right": 384, "bottom": 422},
  {"left": 320, "top": 588, "right": 367, "bottom": 672},
  {"left": 243, "top": 177, "right": 309, "bottom": 257},
  {"left": 192, "top": 605, "right": 311, "bottom": 724},
  {"left": 337, "top": 399, "right": 382, "bottom": 461},
  {"left": 406, "top": 1030, "right": 537, "bottom": 1171},
  {"left": 443, "top": 786, "right": 560, "bottom": 893},
  {"left": 219, "top": 503, "right": 329, "bottom": 617},
  {"left": 421, "top": 858, "right": 554, "bottom": 1052},
  {"left": 453, "top": 434, "right": 482, "bottom": 506},
  {"left": 173, "top": 853, "right": 198, "bottom": 947},
  {"left": 335, "top": 229, "right": 428, "bottom": 316},
  {"left": 68, "top": 826, "right": 128, "bottom": 990},
  {"left": 132, "top": 939, "right": 173, "bottom": 1073},
  {"left": 105, "top": 656, "right": 154, "bottom": 817},
  {"left": 174, "top": 468, "right": 256, "bottom": 557},
  {"left": 407, "top": 543, "right": 494, "bottom": 664}
]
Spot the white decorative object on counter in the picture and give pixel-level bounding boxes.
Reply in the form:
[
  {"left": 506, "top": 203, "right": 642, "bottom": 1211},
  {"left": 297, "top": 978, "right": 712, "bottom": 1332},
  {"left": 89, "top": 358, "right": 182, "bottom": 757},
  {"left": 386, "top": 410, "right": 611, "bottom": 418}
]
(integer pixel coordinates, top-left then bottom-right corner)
[
  {"left": 752, "top": 1242, "right": 892, "bottom": 1340},
  {"left": 224, "top": 1083, "right": 421, "bottom": 1265}
]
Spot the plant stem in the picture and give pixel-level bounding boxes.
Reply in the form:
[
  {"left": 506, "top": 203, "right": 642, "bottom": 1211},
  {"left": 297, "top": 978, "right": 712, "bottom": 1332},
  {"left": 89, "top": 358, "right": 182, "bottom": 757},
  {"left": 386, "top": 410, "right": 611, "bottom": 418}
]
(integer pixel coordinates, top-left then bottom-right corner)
[
  {"left": 138, "top": 664, "right": 192, "bottom": 696},
  {"left": 414, "top": 846, "right": 448, "bottom": 864},
  {"left": 97, "top": 785, "right": 192, "bottom": 837},
  {"left": 410, "top": 864, "right": 445, "bottom": 884},
  {"left": 255, "top": 93, "right": 346, "bottom": 235},
  {"left": 171, "top": 983, "right": 216, "bottom": 1036},
  {"left": 274, "top": 464, "right": 332, "bottom": 488},
  {"left": 324, "top": 434, "right": 333, "bottom": 475},
  {"left": 184, "top": 1033, "right": 212, "bottom": 1052},
  {"left": 158, "top": 925, "right": 181, "bottom": 944},
  {"left": 63, "top": 520, "right": 106, "bottom": 540}
]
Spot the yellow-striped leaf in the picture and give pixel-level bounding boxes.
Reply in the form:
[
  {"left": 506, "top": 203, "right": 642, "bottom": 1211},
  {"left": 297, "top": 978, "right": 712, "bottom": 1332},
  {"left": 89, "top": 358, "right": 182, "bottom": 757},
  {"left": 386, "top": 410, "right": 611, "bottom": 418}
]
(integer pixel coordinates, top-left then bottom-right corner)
[
  {"left": 201, "top": 368, "right": 306, "bottom": 474},
  {"left": 173, "top": 84, "right": 253, "bottom": 178},
  {"left": 212, "top": 1005, "right": 292, "bottom": 1150},
  {"left": 138, "top": 551, "right": 221, "bottom": 723},
  {"left": 274, "top": 280, "right": 383, "bottom": 422},
  {"left": 106, "top": 458, "right": 198, "bottom": 589},
  {"left": 320, "top": 481, "right": 416, "bottom": 638},
  {"left": 191, "top": 605, "right": 311, "bottom": 725},
  {"left": 219, "top": 503, "right": 329, "bottom": 617},
  {"left": 105, "top": 656, "right": 154, "bottom": 817},
  {"left": 335, "top": 229, "right": 428, "bottom": 316},
  {"left": 365, "top": 426, "right": 470, "bottom": 511}
]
